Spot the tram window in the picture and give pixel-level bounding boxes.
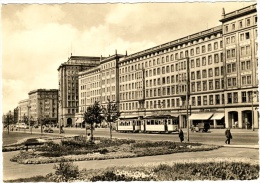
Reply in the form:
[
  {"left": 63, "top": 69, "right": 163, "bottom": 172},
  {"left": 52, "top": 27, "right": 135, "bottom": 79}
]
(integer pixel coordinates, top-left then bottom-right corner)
[
  {"left": 147, "top": 120, "right": 150, "bottom": 125},
  {"left": 168, "top": 119, "right": 171, "bottom": 125},
  {"left": 155, "top": 120, "right": 158, "bottom": 125},
  {"left": 151, "top": 120, "right": 154, "bottom": 125}
]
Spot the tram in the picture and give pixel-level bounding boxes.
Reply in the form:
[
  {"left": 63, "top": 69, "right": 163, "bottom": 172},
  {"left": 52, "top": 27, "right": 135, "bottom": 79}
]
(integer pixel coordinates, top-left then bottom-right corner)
[
  {"left": 117, "top": 115, "right": 179, "bottom": 133},
  {"left": 117, "top": 117, "right": 142, "bottom": 133},
  {"left": 141, "top": 115, "right": 179, "bottom": 133}
]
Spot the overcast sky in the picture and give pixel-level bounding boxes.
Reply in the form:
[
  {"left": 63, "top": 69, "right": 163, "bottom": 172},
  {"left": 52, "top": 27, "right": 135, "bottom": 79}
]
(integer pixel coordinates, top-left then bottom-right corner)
[{"left": 1, "top": 1, "right": 256, "bottom": 114}]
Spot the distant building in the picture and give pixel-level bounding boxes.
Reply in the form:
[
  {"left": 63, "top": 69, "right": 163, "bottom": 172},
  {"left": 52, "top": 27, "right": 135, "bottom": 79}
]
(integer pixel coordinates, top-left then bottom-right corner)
[
  {"left": 28, "top": 89, "right": 58, "bottom": 125},
  {"left": 13, "top": 107, "right": 19, "bottom": 124},
  {"left": 18, "top": 99, "right": 29, "bottom": 122},
  {"left": 58, "top": 55, "right": 100, "bottom": 127}
]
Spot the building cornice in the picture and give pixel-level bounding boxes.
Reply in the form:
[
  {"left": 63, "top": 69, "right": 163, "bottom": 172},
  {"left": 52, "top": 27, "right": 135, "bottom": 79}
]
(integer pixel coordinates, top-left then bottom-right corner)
[{"left": 220, "top": 4, "right": 257, "bottom": 23}]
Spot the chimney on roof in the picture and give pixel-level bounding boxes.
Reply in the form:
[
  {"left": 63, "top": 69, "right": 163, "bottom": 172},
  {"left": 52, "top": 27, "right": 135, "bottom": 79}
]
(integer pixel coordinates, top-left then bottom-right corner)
[
  {"left": 100, "top": 55, "right": 102, "bottom": 61},
  {"left": 222, "top": 8, "right": 225, "bottom": 19},
  {"left": 125, "top": 50, "right": 128, "bottom": 56},
  {"left": 115, "top": 49, "right": 117, "bottom": 55}
]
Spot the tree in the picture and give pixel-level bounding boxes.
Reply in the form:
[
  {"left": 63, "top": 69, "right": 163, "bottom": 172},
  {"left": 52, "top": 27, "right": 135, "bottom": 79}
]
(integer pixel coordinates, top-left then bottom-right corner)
[
  {"left": 102, "top": 99, "right": 121, "bottom": 139},
  {"left": 84, "top": 101, "right": 103, "bottom": 141}
]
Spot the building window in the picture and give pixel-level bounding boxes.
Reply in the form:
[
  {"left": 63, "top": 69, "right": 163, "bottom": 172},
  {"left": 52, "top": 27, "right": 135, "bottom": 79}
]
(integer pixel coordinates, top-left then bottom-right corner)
[
  {"left": 209, "top": 95, "right": 213, "bottom": 105},
  {"left": 190, "top": 49, "right": 194, "bottom": 56},
  {"left": 214, "top": 42, "right": 218, "bottom": 50},
  {"left": 191, "top": 59, "right": 194, "bottom": 68},
  {"left": 192, "top": 97, "right": 196, "bottom": 106},
  {"left": 214, "top": 54, "right": 219, "bottom": 63},
  {"left": 209, "top": 81, "right": 213, "bottom": 90},
  {"left": 202, "top": 57, "right": 206, "bottom": 66},
  {"left": 197, "top": 71, "right": 201, "bottom": 79},
  {"left": 242, "top": 91, "right": 247, "bottom": 102},
  {"left": 239, "top": 21, "right": 243, "bottom": 28},
  {"left": 203, "top": 96, "right": 207, "bottom": 105},
  {"left": 208, "top": 55, "right": 212, "bottom": 64},
  {"left": 227, "top": 93, "right": 232, "bottom": 103},
  {"left": 191, "top": 83, "right": 195, "bottom": 92},
  {"left": 171, "top": 99, "right": 175, "bottom": 107},
  {"left": 197, "top": 82, "right": 201, "bottom": 91},
  {"left": 226, "top": 37, "right": 230, "bottom": 44},
  {"left": 233, "top": 92, "right": 238, "bottom": 103},
  {"left": 215, "top": 67, "right": 219, "bottom": 76},
  {"left": 196, "top": 47, "right": 200, "bottom": 54},
  {"left": 196, "top": 58, "right": 200, "bottom": 67},
  {"left": 215, "top": 94, "right": 220, "bottom": 105},
  {"left": 232, "top": 23, "right": 235, "bottom": 31},
  {"left": 197, "top": 96, "right": 201, "bottom": 106},
  {"left": 231, "top": 36, "right": 235, "bottom": 43},
  {"left": 208, "top": 68, "right": 213, "bottom": 77},
  {"left": 208, "top": 44, "right": 212, "bottom": 51},
  {"left": 246, "top": 18, "right": 250, "bottom": 26},
  {"left": 203, "top": 82, "right": 207, "bottom": 91},
  {"left": 191, "top": 72, "right": 195, "bottom": 80},
  {"left": 225, "top": 25, "right": 228, "bottom": 33},
  {"left": 202, "top": 70, "right": 207, "bottom": 78},
  {"left": 202, "top": 45, "right": 206, "bottom": 53},
  {"left": 215, "top": 80, "right": 220, "bottom": 89}
]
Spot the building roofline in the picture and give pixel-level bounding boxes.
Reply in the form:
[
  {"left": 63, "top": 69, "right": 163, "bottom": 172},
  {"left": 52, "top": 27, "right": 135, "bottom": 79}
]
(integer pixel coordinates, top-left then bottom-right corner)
[
  {"left": 28, "top": 89, "right": 58, "bottom": 95},
  {"left": 18, "top": 99, "right": 29, "bottom": 104},
  {"left": 220, "top": 4, "right": 257, "bottom": 23},
  {"left": 119, "top": 25, "right": 222, "bottom": 63}
]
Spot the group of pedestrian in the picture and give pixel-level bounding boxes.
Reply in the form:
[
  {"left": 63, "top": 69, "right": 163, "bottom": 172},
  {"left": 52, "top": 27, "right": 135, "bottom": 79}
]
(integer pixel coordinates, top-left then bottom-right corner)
[{"left": 177, "top": 127, "right": 233, "bottom": 144}]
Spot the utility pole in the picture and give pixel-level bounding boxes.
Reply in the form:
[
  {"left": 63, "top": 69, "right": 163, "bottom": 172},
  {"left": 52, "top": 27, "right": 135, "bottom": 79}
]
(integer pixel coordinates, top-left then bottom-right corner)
[{"left": 186, "top": 57, "right": 190, "bottom": 142}]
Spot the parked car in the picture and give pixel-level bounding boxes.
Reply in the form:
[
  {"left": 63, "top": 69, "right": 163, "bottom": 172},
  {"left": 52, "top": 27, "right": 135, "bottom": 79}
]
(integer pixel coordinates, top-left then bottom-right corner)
[
  {"left": 16, "top": 123, "right": 29, "bottom": 129},
  {"left": 191, "top": 122, "right": 210, "bottom": 132},
  {"left": 44, "top": 128, "right": 54, "bottom": 133}
]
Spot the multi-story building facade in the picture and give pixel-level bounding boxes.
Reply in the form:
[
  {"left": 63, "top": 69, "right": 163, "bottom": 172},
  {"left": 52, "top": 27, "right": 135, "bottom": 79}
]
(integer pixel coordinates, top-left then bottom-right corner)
[
  {"left": 28, "top": 89, "right": 58, "bottom": 125},
  {"left": 77, "top": 52, "right": 124, "bottom": 126},
  {"left": 18, "top": 99, "right": 29, "bottom": 122},
  {"left": 58, "top": 55, "right": 101, "bottom": 127},
  {"left": 73, "top": 4, "right": 258, "bottom": 129},
  {"left": 220, "top": 4, "right": 258, "bottom": 129}
]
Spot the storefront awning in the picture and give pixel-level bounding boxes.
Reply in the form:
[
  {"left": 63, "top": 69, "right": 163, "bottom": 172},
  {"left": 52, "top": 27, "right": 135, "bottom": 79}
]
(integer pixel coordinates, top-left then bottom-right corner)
[
  {"left": 189, "top": 113, "right": 213, "bottom": 120},
  {"left": 210, "top": 113, "right": 225, "bottom": 120},
  {"left": 75, "top": 121, "right": 84, "bottom": 124}
]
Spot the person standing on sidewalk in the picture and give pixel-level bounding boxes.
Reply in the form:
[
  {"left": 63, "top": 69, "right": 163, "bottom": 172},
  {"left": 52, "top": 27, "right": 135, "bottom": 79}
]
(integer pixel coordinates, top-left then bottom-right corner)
[
  {"left": 225, "top": 128, "right": 232, "bottom": 144},
  {"left": 179, "top": 128, "right": 184, "bottom": 142}
]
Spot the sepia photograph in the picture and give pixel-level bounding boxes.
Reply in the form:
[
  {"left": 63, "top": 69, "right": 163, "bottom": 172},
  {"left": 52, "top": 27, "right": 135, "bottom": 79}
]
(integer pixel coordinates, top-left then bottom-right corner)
[{"left": 1, "top": 0, "right": 259, "bottom": 182}]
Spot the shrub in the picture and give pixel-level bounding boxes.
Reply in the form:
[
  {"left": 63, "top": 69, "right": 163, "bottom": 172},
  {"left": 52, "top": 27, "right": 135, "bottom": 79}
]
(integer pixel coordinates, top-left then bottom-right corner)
[{"left": 47, "top": 158, "right": 80, "bottom": 182}]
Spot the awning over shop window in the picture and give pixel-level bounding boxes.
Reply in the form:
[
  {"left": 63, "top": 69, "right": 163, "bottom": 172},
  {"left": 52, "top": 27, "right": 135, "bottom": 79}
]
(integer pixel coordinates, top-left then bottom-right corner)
[
  {"left": 210, "top": 113, "right": 225, "bottom": 120},
  {"left": 75, "top": 121, "right": 84, "bottom": 124},
  {"left": 189, "top": 113, "right": 213, "bottom": 120}
]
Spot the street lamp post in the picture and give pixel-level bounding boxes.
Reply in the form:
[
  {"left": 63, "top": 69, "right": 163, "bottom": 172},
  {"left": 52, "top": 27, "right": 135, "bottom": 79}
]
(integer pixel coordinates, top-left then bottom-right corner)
[
  {"left": 7, "top": 111, "right": 11, "bottom": 135},
  {"left": 251, "top": 91, "right": 258, "bottom": 131},
  {"left": 27, "top": 105, "right": 32, "bottom": 134}
]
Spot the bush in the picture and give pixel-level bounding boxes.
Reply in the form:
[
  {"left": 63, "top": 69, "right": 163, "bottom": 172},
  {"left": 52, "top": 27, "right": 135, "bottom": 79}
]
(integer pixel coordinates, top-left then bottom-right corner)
[{"left": 47, "top": 158, "right": 79, "bottom": 182}]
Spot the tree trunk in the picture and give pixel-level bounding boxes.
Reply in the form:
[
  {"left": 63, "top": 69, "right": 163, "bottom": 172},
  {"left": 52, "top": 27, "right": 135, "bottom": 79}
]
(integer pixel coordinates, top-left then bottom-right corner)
[
  {"left": 110, "top": 122, "right": 112, "bottom": 139},
  {"left": 90, "top": 123, "right": 94, "bottom": 142}
]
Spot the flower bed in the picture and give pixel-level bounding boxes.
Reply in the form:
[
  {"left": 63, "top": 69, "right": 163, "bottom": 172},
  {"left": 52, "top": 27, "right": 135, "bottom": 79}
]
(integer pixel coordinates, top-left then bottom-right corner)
[
  {"left": 69, "top": 158, "right": 259, "bottom": 181},
  {"left": 10, "top": 137, "right": 220, "bottom": 164}
]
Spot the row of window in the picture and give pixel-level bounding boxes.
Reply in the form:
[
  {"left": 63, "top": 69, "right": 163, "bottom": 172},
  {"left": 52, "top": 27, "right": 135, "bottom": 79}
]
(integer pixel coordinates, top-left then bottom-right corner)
[
  {"left": 120, "top": 90, "right": 258, "bottom": 111},
  {"left": 225, "top": 16, "right": 257, "bottom": 33},
  {"left": 119, "top": 41, "right": 223, "bottom": 74}
]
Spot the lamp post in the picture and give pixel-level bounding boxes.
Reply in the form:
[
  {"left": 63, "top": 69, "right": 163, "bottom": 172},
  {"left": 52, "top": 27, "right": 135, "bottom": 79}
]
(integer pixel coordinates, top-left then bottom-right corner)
[
  {"left": 27, "top": 105, "right": 31, "bottom": 134},
  {"left": 251, "top": 91, "right": 258, "bottom": 131},
  {"left": 7, "top": 110, "right": 11, "bottom": 135}
]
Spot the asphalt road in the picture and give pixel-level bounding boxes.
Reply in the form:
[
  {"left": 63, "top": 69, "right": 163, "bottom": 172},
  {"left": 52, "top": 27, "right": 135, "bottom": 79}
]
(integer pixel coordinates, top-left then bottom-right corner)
[{"left": 9, "top": 127, "right": 259, "bottom": 146}]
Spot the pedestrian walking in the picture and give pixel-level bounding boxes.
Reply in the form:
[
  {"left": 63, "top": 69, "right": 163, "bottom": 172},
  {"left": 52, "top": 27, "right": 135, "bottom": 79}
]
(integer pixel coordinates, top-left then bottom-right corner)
[
  {"left": 179, "top": 128, "right": 184, "bottom": 142},
  {"left": 225, "top": 128, "right": 232, "bottom": 144}
]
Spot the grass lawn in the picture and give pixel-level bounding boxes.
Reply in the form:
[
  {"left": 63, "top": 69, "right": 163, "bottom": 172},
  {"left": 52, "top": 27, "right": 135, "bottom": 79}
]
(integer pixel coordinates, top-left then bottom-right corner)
[{"left": 2, "top": 131, "right": 55, "bottom": 146}]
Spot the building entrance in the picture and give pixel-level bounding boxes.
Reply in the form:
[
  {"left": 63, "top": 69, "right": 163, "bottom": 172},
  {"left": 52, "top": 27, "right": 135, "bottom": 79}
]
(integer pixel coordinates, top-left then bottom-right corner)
[
  {"left": 67, "top": 118, "right": 72, "bottom": 127},
  {"left": 242, "top": 110, "right": 252, "bottom": 129}
]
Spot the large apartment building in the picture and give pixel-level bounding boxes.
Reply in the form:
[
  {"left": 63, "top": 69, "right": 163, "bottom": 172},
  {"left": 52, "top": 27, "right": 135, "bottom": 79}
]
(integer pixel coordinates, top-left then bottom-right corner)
[
  {"left": 28, "top": 89, "right": 58, "bottom": 125},
  {"left": 67, "top": 4, "right": 258, "bottom": 129},
  {"left": 18, "top": 99, "right": 29, "bottom": 122},
  {"left": 58, "top": 55, "right": 101, "bottom": 126}
]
